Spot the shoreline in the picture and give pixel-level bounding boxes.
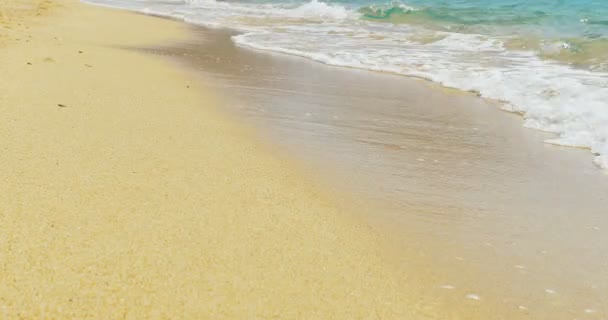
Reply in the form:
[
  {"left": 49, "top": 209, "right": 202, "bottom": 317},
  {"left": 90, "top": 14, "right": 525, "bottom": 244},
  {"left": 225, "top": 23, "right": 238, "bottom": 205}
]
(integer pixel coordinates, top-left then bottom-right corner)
[
  {"left": 2, "top": 0, "right": 607, "bottom": 319},
  {"left": 82, "top": 0, "right": 608, "bottom": 171},
  {"left": 1, "top": 1, "right": 449, "bottom": 318}
]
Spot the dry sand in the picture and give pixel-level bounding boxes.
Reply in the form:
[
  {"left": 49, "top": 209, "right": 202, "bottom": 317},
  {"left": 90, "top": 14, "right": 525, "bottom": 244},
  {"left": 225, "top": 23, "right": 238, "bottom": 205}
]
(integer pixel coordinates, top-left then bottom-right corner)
[{"left": 0, "top": 1, "right": 450, "bottom": 318}]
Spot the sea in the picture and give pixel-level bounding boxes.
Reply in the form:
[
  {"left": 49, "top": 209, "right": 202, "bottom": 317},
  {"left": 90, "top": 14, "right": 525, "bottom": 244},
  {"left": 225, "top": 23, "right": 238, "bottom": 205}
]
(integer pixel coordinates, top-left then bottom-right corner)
[{"left": 85, "top": 0, "right": 608, "bottom": 168}]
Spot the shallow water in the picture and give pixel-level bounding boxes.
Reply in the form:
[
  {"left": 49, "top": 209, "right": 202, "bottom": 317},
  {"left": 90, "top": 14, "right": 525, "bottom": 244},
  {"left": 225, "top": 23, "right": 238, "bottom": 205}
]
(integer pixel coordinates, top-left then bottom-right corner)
[{"left": 147, "top": 26, "right": 608, "bottom": 319}]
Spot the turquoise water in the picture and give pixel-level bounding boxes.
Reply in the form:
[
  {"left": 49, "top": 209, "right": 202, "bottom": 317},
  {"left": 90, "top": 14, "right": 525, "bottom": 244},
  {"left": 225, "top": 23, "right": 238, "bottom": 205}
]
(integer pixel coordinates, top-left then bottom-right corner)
[
  {"left": 358, "top": 0, "right": 608, "bottom": 37},
  {"left": 86, "top": 0, "right": 608, "bottom": 170}
]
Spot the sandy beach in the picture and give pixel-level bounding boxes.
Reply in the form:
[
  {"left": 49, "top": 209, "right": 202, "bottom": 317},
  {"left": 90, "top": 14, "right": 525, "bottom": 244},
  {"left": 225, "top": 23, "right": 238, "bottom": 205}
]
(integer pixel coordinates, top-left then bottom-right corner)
[
  {"left": 3, "top": 0, "right": 608, "bottom": 319},
  {"left": 0, "top": 1, "right": 440, "bottom": 318}
]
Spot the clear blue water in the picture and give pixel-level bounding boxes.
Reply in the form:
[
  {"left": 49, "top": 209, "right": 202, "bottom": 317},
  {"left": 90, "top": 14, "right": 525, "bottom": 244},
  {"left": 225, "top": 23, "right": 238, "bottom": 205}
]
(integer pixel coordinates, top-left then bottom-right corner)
[{"left": 86, "top": 0, "right": 608, "bottom": 170}]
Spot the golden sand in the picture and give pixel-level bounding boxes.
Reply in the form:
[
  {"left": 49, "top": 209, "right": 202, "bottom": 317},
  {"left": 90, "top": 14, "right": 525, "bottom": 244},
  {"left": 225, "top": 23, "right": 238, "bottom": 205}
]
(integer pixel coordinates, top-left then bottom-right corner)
[{"left": 0, "top": 1, "right": 445, "bottom": 318}]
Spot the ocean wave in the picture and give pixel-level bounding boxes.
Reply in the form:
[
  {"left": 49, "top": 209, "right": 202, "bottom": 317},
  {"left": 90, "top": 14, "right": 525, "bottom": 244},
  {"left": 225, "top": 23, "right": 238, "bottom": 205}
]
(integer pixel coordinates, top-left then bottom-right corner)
[
  {"left": 83, "top": 0, "right": 608, "bottom": 169},
  {"left": 289, "top": 0, "right": 350, "bottom": 20},
  {"left": 357, "top": 2, "right": 550, "bottom": 28}
]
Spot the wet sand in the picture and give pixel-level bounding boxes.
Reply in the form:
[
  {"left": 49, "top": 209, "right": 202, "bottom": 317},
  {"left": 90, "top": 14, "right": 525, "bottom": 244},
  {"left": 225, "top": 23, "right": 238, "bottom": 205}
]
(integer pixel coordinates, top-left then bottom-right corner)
[
  {"left": 152, "top": 26, "right": 608, "bottom": 319},
  {"left": 0, "top": 1, "right": 482, "bottom": 318}
]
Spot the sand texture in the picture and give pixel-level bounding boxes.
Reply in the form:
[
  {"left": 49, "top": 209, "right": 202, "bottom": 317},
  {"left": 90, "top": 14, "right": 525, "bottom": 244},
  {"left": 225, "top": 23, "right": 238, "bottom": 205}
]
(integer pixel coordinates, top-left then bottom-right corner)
[{"left": 0, "top": 1, "right": 443, "bottom": 318}]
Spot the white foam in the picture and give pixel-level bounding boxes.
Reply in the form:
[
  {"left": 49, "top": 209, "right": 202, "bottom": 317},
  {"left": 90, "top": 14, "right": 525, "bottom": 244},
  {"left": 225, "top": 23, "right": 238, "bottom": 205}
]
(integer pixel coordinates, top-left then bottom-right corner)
[
  {"left": 235, "top": 29, "right": 608, "bottom": 170},
  {"left": 288, "top": 0, "right": 350, "bottom": 20}
]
